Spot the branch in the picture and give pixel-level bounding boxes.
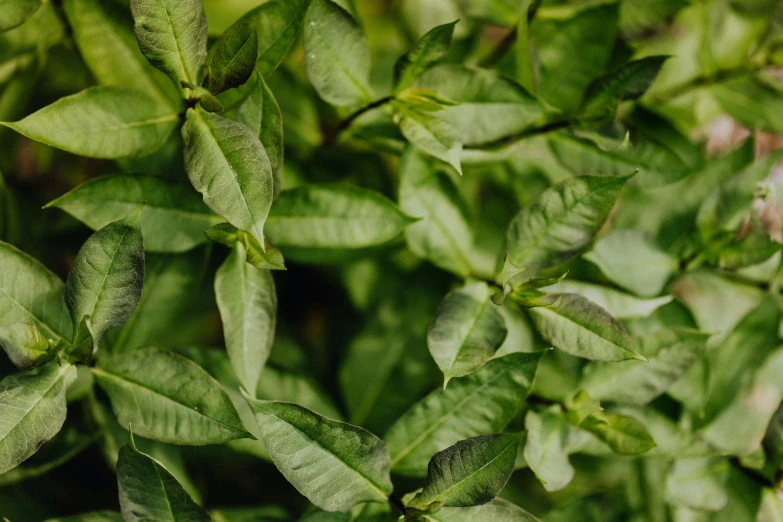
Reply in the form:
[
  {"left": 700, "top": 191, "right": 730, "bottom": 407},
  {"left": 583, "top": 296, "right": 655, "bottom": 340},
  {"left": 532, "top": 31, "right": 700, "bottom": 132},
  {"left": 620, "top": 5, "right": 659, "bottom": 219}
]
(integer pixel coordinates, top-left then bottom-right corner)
[
  {"left": 326, "top": 96, "right": 394, "bottom": 144},
  {"left": 465, "top": 118, "right": 575, "bottom": 151}
]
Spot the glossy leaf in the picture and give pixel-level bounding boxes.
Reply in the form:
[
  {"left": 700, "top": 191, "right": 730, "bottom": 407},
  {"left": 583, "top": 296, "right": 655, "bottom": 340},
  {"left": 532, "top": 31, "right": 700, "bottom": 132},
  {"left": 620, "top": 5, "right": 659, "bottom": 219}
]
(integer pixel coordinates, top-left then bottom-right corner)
[
  {"left": 206, "top": 22, "right": 257, "bottom": 95},
  {"left": 1, "top": 87, "right": 178, "bottom": 159},
  {"left": 0, "top": 322, "right": 54, "bottom": 370},
  {"left": 394, "top": 20, "right": 457, "bottom": 92},
  {"left": 93, "top": 348, "right": 252, "bottom": 445},
  {"left": 392, "top": 99, "right": 462, "bottom": 174},
  {"left": 524, "top": 407, "right": 574, "bottom": 492},
  {"left": 244, "top": 398, "right": 393, "bottom": 512}
]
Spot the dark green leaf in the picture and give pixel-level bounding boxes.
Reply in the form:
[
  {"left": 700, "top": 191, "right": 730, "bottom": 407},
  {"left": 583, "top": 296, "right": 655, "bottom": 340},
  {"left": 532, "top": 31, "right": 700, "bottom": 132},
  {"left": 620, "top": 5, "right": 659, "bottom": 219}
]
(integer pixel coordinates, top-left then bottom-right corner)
[
  {"left": 580, "top": 56, "right": 669, "bottom": 119},
  {"left": 44, "top": 512, "right": 123, "bottom": 522},
  {"left": 206, "top": 22, "right": 258, "bottom": 95},
  {"left": 394, "top": 20, "right": 457, "bottom": 92}
]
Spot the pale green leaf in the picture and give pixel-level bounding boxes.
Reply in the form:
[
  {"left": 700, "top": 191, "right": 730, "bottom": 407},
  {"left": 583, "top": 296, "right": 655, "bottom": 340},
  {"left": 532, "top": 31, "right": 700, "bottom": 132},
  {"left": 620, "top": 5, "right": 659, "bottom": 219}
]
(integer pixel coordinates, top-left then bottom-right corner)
[
  {"left": 0, "top": 363, "right": 76, "bottom": 474},
  {"left": 503, "top": 173, "right": 634, "bottom": 273},
  {"left": 215, "top": 242, "right": 277, "bottom": 395},
  {"left": 385, "top": 352, "right": 542, "bottom": 477},
  {"left": 244, "top": 398, "right": 392, "bottom": 512},
  {"left": 392, "top": 99, "right": 462, "bottom": 174},
  {"left": 581, "top": 410, "right": 656, "bottom": 455},
  {"left": 265, "top": 184, "right": 415, "bottom": 263},
  {"left": 182, "top": 107, "right": 274, "bottom": 245},
  {"left": 130, "top": 0, "right": 208, "bottom": 87},
  {"left": 64, "top": 209, "right": 144, "bottom": 344},
  {"left": 92, "top": 348, "right": 252, "bottom": 445},
  {"left": 394, "top": 20, "right": 457, "bottom": 92},
  {"left": 664, "top": 457, "right": 729, "bottom": 512},
  {"left": 524, "top": 407, "right": 574, "bottom": 492},
  {"left": 409, "top": 432, "right": 520, "bottom": 509},
  {"left": 206, "top": 223, "right": 286, "bottom": 271},
  {"left": 563, "top": 390, "right": 602, "bottom": 427},
  {"left": 611, "top": 406, "right": 712, "bottom": 459},
  {"left": 428, "top": 498, "right": 541, "bottom": 522},
  {"left": 303, "top": 0, "right": 372, "bottom": 107},
  {"left": 0, "top": 322, "right": 54, "bottom": 370},
  {"left": 1, "top": 86, "right": 179, "bottom": 159},
  {"left": 0, "top": 0, "right": 41, "bottom": 33},
  {"left": 529, "top": 294, "right": 645, "bottom": 362},
  {"left": 117, "top": 434, "right": 210, "bottom": 521},
  {"left": 46, "top": 175, "right": 222, "bottom": 254},
  {"left": 206, "top": 22, "right": 257, "bottom": 95},
  {"left": 542, "top": 280, "right": 673, "bottom": 319},
  {"left": 428, "top": 282, "right": 507, "bottom": 386}
]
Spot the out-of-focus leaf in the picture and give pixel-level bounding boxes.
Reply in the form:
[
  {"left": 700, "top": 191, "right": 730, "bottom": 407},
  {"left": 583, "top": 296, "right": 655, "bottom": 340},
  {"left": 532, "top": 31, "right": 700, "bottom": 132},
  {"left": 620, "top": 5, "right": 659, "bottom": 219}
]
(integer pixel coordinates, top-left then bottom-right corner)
[
  {"left": 665, "top": 457, "right": 729, "bottom": 512},
  {"left": 394, "top": 21, "right": 457, "bottom": 92},
  {"left": 392, "top": 99, "right": 462, "bottom": 174},
  {"left": 524, "top": 407, "right": 574, "bottom": 492},
  {"left": 428, "top": 498, "right": 541, "bottom": 522},
  {"left": 581, "top": 410, "right": 656, "bottom": 455},
  {"left": 0, "top": 0, "right": 41, "bottom": 32},
  {"left": 580, "top": 56, "right": 669, "bottom": 119}
]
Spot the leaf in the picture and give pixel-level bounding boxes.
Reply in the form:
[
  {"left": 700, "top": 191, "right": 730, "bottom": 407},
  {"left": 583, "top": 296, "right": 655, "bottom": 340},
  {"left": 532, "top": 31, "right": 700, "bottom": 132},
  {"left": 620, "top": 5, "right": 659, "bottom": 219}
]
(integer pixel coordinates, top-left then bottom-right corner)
[
  {"left": 392, "top": 99, "right": 462, "bottom": 174},
  {"left": 414, "top": 65, "right": 551, "bottom": 146},
  {"left": 541, "top": 280, "right": 673, "bottom": 319},
  {"left": 428, "top": 282, "right": 508, "bottom": 386},
  {"left": 408, "top": 433, "right": 520, "bottom": 509},
  {"left": 215, "top": 242, "right": 277, "bottom": 395},
  {"left": 584, "top": 229, "right": 678, "bottom": 296},
  {"left": 243, "top": 398, "right": 393, "bottom": 512},
  {"left": 664, "top": 457, "right": 729, "bottom": 512},
  {"left": 206, "top": 22, "right": 257, "bottom": 95},
  {"left": 581, "top": 329, "right": 710, "bottom": 405},
  {"left": 44, "top": 512, "right": 123, "bottom": 522},
  {"left": 64, "top": 208, "right": 144, "bottom": 346},
  {"left": 581, "top": 410, "right": 656, "bottom": 455},
  {"left": 503, "top": 173, "right": 634, "bottom": 273},
  {"left": 0, "top": 322, "right": 54, "bottom": 370},
  {"left": 529, "top": 294, "right": 645, "bottom": 362},
  {"left": 303, "top": 0, "right": 372, "bottom": 107},
  {"left": 265, "top": 184, "right": 415, "bottom": 263},
  {"left": 236, "top": 71, "right": 284, "bottom": 199},
  {"left": 92, "top": 348, "right": 252, "bottom": 445},
  {"left": 563, "top": 390, "right": 602, "bottom": 427},
  {"left": 1, "top": 86, "right": 179, "bottom": 159},
  {"left": 712, "top": 74, "right": 783, "bottom": 135},
  {"left": 46, "top": 175, "right": 222, "bottom": 254},
  {"left": 580, "top": 56, "right": 669, "bottom": 119},
  {"left": 0, "top": 363, "right": 76, "bottom": 474},
  {"left": 0, "top": 0, "right": 41, "bottom": 33},
  {"left": 398, "top": 147, "right": 472, "bottom": 276},
  {"left": 428, "top": 498, "right": 541, "bottom": 522},
  {"left": 237, "top": 0, "right": 312, "bottom": 76},
  {"left": 62, "top": 0, "right": 179, "bottom": 108},
  {"left": 130, "top": 0, "right": 208, "bottom": 87},
  {"left": 524, "top": 407, "right": 574, "bottom": 492},
  {"left": 385, "top": 352, "right": 542, "bottom": 477},
  {"left": 117, "top": 434, "right": 210, "bottom": 521},
  {"left": 182, "top": 107, "right": 274, "bottom": 245},
  {"left": 206, "top": 223, "right": 285, "bottom": 270},
  {"left": 0, "top": 241, "right": 72, "bottom": 342},
  {"left": 394, "top": 20, "right": 457, "bottom": 92}
]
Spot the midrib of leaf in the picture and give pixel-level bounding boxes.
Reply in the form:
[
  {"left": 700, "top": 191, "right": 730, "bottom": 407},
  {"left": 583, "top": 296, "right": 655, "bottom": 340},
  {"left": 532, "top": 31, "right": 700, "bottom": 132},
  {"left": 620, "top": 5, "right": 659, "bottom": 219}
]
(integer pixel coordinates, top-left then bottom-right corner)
[
  {"left": 443, "top": 297, "right": 489, "bottom": 372},
  {"left": 79, "top": 224, "right": 132, "bottom": 328},
  {"left": 254, "top": 3, "right": 301, "bottom": 59},
  {"left": 401, "top": 109, "right": 453, "bottom": 149},
  {"left": 389, "top": 366, "right": 520, "bottom": 467},
  {"left": 92, "top": 368, "right": 245, "bottom": 436},
  {"left": 153, "top": 460, "right": 176, "bottom": 521},
  {"left": 309, "top": 17, "right": 371, "bottom": 102},
  {"left": 1, "top": 365, "right": 70, "bottom": 442},
  {"left": 161, "top": 0, "right": 191, "bottom": 83},
  {"left": 350, "top": 331, "right": 406, "bottom": 425},
  {"left": 215, "top": 37, "right": 254, "bottom": 84},
  {"left": 0, "top": 287, "right": 63, "bottom": 341}
]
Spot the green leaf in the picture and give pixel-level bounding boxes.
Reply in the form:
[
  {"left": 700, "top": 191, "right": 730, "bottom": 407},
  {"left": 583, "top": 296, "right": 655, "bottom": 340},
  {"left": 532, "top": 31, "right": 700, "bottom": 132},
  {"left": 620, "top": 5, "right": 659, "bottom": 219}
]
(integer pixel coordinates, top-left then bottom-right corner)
[
  {"left": 580, "top": 56, "right": 669, "bottom": 119},
  {"left": 1, "top": 86, "right": 179, "bottom": 159},
  {"left": 265, "top": 184, "right": 415, "bottom": 263},
  {"left": 0, "top": 0, "right": 41, "bottom": 33},
  {"left": 46, "top": 175, "right": 222, "bottom": 254},
  {"left": 529, "top": 293, "right": 645, "bottom": 362},
  {"left": 206, "top": 22, "right": 258, "bottom": 95},
  {"left": 117, "top": 434, "right": 210, "bottom": 521},
  {"left": 385, "top": 352, "right": 542, "bottom": 477},
  {"left": 408, "top": 432, "right": 520, "bottom": 509},
  {"left": 428, "top": 498, "right": 541, "bottom": 522},
  {"left": 584, "top": 230, "right": 678, "bottom": 296},
  {"left": 563, "top": 390, "right": 602, "bottom": 427},
  {"left": 182, "top": 107, "right": 274, "bottom": 245},
  {"left": 664, "top": 457, "right": 729, "bottom": 512},
  {"left": 130, "top": 0, "right": 208, "bottom": 87},
  {"left": 303, "top": 0, "right": 372, "bottom": 107},
  {"left": 62, "top": 0, "right": 179, "bottom": 108},
  {"left": 524, "top": 407, "right": 574, "bottom": 492},
  {"left": 398, "top": 146, "right": 473, "bottom": 276},
  {"left": 237, "top": 0, "right": 312, "bottom": 76},
  {"left": 392, "top": 99, "right": 462, "bottom": 174},
  {"left": 581, "top": 329, "right": 710, "bottom": 405},
  {"left": 503, "top": 173, "right": 634, "bottom": 273},
  {"left": 206, "top": 223, "right": 286, "bottom": 270},
  {"left": 394, "top": 20, "right": 457, "bottom": 92},
  {"left": 541, "top": 280, "right": 673, "bottom": 319},
  {"left": 236, "top": 71, "right": 284, "bottom": 199},
  {"left": 414, "top": 65, "right": 551, "bottom": 146},
  {"left": 581, "top": 410, "right": 656, "bottom": 455},
  {"left": 0, "top": 241, "right": 72, "bottom": 342},
  {"left": 0, "top": 363, "right": 76, "bottom": 474},
  {"left": 92, "top": 348, "right": 252, "bottom": 445},
  {"left": 712, "top": 74, "right": 783, "bottom": 135},
  {"left": 428, "top": 282, "right": 508, "bottom": 386},
  {"left": 64, "top": 208, "right": 144, "bottom": 346},
  {"left": 243, "top": 398, "right": 393, "bottom": 512},
  {"left": 215, "top": 242, "right": 277, "bottom": 395},
  {"left": 0, "top": 322, "right": 54, "bottom": 370},
  {"left": 44, "top": 512, "right": 123, "bottom": 522}
]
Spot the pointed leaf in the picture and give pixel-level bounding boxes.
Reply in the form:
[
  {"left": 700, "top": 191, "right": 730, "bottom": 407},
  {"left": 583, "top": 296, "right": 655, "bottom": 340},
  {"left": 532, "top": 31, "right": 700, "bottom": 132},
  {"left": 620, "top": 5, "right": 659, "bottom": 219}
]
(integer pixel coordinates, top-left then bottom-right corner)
[
  {"left": 130, "top": 0, "right": 208, "bottom": 87},
  {"left": 394, "top": 20, "right": 457, "bottom": 92},
  {"left": 428, "top": 498, "right": 541, "bottom": 522},
  {"left": 117, "top": 435, "right": 210, "bottom": 521},
  {"left": 92, "top": 348, "right": 252, "bottom": 445},
  {"left": 543, "top": 279, "right": 673, "bottom": 319},
  {"left": 580, "top": 56, "right": 669, "bottom": 119},
  {"left": 206, "top": 22, "right": 257, "bottom": 95},
  {"left": 428, "top": 282, "right": 507, "bottom": 385},
  {"left": 46, "top": 175, "right": 222, "bottom": 254},
  {"left": 182, "top": 107, "right": 274, "bottom": 245},
  {"left": 524, "top": 407, "right": 574, "bottom": 492},
  {"left": 0, "top": 323, "right": 54, "bottom": 370},
  {"left": 1, "top": 87, "right": 178, "bottom": 159},
  {"left": 64, "top": 209, "right": 144, "bottom": 343},
  {"left": 385, "top": 352, "right": 542, "bottom": 477},
  {"left": 244, "top": 399, "right": 392, "bottom": 512},
  {"left": 581, "top": 410, "right": 656, "bottom": 455},
  {"left": 0, "top": 363, "right": 76, "bottom": 474},
  {"left": 392, "top": 99, "right": 462, "bottom": 174}
]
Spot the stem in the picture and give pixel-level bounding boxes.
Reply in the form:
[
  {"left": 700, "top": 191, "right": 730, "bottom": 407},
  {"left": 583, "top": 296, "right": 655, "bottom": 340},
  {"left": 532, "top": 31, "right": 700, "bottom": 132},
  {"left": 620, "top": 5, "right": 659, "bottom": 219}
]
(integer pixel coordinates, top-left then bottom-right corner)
[
  {"left": 480, "top": 28, "right": 518, "bottom": 68},
  {"left": 645, "top": 63, "right": 769, "bottom": 105},
  {"left": 328, "top": 96, "right": 395, "bottom": 143},
  {"left": 465, "top": 118, "right": 574, "bottom": 151},
  {"left": 388, "top": 493, "right": 407, "bottom": 517}
]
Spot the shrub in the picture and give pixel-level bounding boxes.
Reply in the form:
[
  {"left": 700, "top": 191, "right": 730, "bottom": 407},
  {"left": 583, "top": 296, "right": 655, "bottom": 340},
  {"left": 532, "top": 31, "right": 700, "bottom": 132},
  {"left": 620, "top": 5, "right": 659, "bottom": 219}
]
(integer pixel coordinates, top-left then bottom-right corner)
[{"left": 1, "top": 0, "right": 783, "bottom": 520}]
